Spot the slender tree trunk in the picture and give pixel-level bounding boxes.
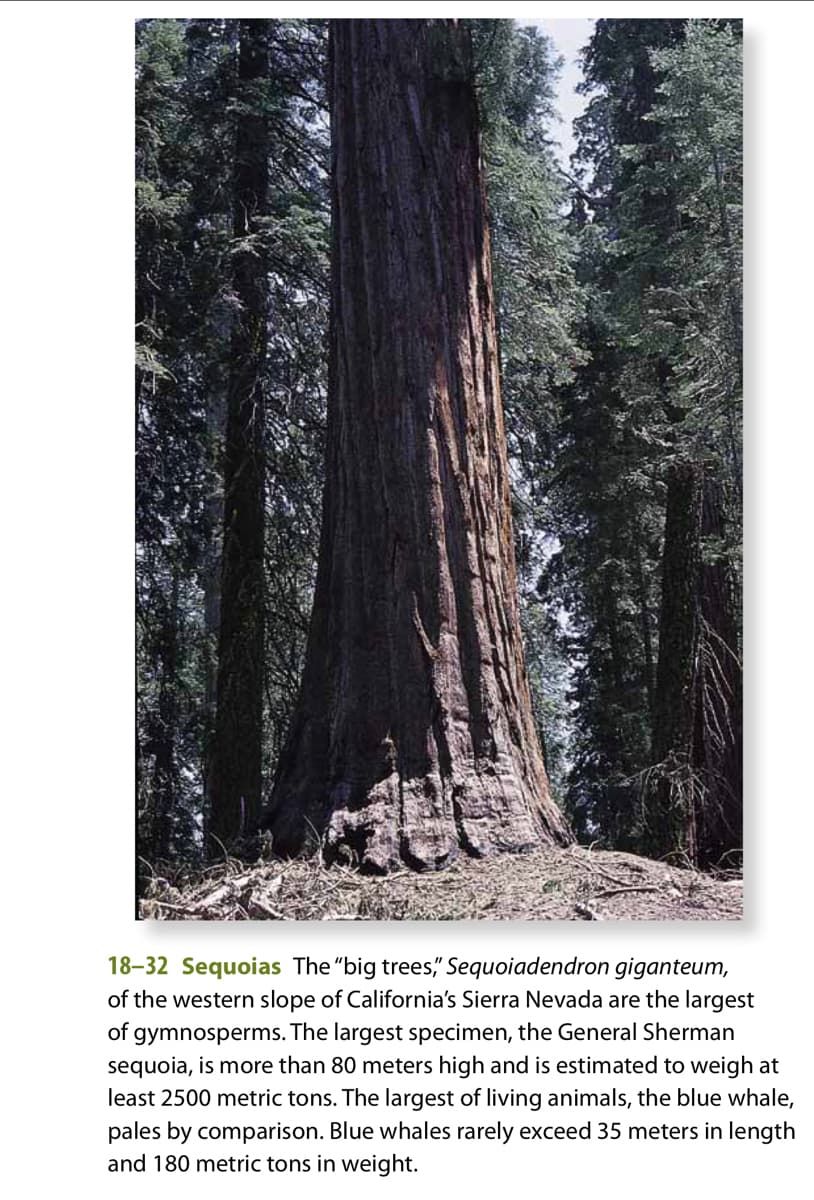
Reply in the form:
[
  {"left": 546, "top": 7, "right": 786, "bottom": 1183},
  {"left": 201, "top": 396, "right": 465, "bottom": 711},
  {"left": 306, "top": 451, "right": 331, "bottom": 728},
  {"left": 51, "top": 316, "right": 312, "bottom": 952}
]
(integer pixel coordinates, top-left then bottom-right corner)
[
  {"left": 186, "top": 19, "right": 229, "bottom": 807},
  {"left": 632, "top": 522, "right": 656, "bottom": 727},
  {"left": 208, "top": 20, "right": 269, "bottom": 848},
  {"left": 201, "top": 303, "right": 230, "bottom": 810},
  {"left": 202, "top": 379, "right": 224, "bottom": 807},
  {"left": 605, "top": 583, "right": 624, "bottom": 697},
  {"left": 650, "top": 461, "right": 703, "bottom": 860},
  {"left": 151, "top": 567, "right": 180, "bottom": 862},
  {"left": 264, "top": 19, "right": 570, "bottom": 873}
]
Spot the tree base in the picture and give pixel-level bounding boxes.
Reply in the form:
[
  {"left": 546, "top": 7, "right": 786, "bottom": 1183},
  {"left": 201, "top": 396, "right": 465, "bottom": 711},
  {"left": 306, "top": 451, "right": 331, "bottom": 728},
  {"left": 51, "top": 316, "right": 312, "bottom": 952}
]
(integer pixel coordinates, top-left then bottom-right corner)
[{"left": 265, "top": 760, "right": 570, "bottom": 875}]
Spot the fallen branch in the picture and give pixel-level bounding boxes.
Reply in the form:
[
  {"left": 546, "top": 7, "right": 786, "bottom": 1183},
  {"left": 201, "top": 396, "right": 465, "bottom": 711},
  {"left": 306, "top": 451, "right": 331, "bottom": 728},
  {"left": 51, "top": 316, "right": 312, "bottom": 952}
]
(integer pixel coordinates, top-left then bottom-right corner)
[
  {"left": 596, "top": 885, "right": 662, "bottom": 899},
  {"left": 248, "top": 895, "right": 285, "bottom": 920}
]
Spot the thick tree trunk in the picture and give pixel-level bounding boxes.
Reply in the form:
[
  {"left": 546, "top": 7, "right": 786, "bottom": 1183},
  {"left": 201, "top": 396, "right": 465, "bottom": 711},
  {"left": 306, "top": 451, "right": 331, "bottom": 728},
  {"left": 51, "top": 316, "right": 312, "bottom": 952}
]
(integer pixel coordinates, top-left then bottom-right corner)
[
  {"left": 263, "top": 19, "right": 570, "bottom": 873},
  {"left": 649, "top": 463, "right": 742, "bottom": 865},
  {"left": 693, "top": 475, "right": 742, "bottom": 864},
  {"left": 208, "top": 20, "right": 269, "bottom": 848}
]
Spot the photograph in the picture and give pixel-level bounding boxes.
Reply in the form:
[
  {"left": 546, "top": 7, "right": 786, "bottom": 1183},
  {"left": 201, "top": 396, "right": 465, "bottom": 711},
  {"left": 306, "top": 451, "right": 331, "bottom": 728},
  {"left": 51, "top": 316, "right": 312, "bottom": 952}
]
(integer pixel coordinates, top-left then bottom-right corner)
[
  {"left": 135, "top": 15, "right": 743, "bottom": 921},
  {"left": 12, "top": 4, "right": 814, "bottom": 1198}
]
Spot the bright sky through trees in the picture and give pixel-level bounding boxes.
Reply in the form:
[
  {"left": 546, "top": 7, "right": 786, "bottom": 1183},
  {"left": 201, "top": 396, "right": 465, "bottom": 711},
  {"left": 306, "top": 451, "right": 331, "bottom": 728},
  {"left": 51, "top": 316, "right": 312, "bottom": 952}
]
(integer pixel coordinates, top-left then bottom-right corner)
[{"left": 532, "top": 17, "right": 595, "bottom": 168}]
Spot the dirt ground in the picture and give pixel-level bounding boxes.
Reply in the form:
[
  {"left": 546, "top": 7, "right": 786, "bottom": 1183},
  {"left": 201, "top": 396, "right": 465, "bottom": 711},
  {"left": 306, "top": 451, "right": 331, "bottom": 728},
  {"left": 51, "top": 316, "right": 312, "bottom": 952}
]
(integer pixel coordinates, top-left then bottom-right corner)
[{"left": 140, "top": 844, "right": 743, "bottom": 922}]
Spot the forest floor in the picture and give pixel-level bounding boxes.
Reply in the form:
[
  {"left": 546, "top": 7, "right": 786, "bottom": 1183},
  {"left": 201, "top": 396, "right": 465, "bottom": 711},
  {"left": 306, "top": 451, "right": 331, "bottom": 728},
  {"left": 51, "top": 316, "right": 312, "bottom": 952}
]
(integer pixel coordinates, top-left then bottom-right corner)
[{"left": 140, "top": 844, "right": 742, "bottom": 922}]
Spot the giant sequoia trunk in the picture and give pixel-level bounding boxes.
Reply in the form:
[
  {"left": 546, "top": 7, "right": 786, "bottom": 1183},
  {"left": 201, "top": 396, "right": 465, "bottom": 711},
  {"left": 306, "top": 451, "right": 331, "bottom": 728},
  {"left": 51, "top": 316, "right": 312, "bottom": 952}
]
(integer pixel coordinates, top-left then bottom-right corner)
[
  {"left": 208, "top": 20, "right": 269, "bottom": 847},
  {"left": 264, "top": 19, "right": 570, "bottom": 872}
]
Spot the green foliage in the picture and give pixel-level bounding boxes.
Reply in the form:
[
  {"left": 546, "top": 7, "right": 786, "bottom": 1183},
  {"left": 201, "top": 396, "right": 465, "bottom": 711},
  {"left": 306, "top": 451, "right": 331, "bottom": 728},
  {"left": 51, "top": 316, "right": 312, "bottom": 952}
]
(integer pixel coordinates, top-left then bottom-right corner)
[
  {"left": 546, "top": 18, "right": 742, "bottom": 855},
  {"left": 136, "top": 18, "right": 329, "bottom": 867},
  {"left": 471, "top": 23, "right": 585, "bottom": 780}
]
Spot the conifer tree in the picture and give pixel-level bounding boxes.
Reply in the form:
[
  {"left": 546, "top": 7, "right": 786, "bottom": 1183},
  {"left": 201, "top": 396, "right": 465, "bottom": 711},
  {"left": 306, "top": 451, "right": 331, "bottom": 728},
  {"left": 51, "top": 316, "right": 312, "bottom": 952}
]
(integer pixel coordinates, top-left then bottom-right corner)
[{"left": 264, "top": 19, "right": 571, "bottom": 871}]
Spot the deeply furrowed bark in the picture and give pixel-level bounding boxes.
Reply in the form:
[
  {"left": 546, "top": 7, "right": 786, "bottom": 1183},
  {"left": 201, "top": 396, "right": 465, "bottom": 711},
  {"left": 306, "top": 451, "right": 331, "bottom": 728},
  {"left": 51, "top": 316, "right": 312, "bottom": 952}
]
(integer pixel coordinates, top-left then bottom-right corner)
[{"left": 263, "top": 19, "right": 571, "bottom": 872}]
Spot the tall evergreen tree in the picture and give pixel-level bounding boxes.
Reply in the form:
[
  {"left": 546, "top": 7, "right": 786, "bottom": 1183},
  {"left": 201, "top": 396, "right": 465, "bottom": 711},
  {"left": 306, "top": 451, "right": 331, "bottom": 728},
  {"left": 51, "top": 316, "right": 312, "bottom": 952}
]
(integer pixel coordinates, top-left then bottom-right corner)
[
  {"left": 208, "top": 20, "right": 271, "bottom": 847},
  {"left": 136, "top": 19, "right": 213, "bottom": 866},
  {"left": 136, "top": 18, "right": 329, "bottom": 868},
  {"left": 644, "top": 22, "right": 743, "bottom": 863},
  {"left": 264, "top": 19, "right": 571, "bottom": 871},
  {"left": 554, "top": 18, "right": 742, "bottom": 863}
]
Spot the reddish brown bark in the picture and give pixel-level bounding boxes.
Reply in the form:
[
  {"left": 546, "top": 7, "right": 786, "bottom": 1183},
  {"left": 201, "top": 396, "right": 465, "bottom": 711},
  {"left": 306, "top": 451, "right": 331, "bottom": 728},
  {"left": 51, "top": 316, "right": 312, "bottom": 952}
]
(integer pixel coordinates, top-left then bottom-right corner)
[{"left": 263, "top": 19, "right": 570, "bottom": 872}]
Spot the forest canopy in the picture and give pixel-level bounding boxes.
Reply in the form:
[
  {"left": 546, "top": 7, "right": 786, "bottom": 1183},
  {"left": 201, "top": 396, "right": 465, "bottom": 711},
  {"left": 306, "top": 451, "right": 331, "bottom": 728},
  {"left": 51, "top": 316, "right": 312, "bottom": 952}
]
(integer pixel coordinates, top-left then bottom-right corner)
[{"left": 136, "top": 18, "right": 742, "bottom": 883}]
